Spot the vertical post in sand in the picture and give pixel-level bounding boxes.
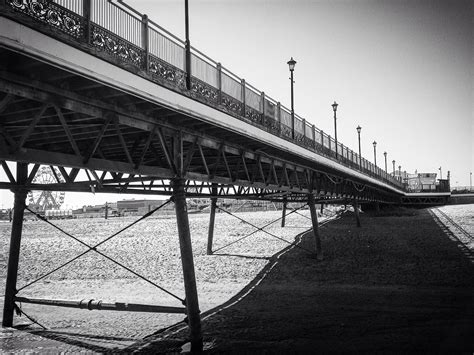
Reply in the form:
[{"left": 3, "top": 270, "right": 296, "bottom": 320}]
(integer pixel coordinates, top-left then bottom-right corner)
[
  {"left": 172, "top": 178, "right": 203, "bottom": 352},
  {"left": 308, "top": 192, "right": 323, "bottom": 260},
  {"left": 3, "top": 162, "right": 28, "bottom": 327},
  {"left": 207, "top": 185, "right": 218, "bottom": 255},
  {"left": 353, "top": 198, "right": 361, "bottom": 228},
  {"left": 281, "top": 198, "right": 287, "bottom": 227},
  {"left": 375, "top": 201, "right": 380, "bottom": 213}
]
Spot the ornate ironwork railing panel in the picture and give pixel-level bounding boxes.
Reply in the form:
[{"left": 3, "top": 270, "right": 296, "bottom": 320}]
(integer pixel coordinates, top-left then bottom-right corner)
[
  {"left": 245, "top": 106, "right": 262, "bottom": 125},
  {"left": 91, "top": 23, "right": 144, "bottom": 68},
  {"left": 221, "top": 93, "right": 243, "bottom": 116},
  {"left": 263, "top": 115, "right": 280, "bottom": 135},
  {"left": 190, "top": 77, "right": 219, "bottom": 105},
  {"left": 8, "top": 0, "right": 84, "bottom": 39},
  {"left": 303, "top": 136, "right": 315, "bottom": 150},
  {"left": 148, "top": 54, "right": 186, "bottom": 90},
  {"left": 280, "top": 123, "right": 293, "bottom": 140}
]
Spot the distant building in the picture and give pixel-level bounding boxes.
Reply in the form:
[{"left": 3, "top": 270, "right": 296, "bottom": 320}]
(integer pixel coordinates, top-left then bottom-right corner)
[
  {"left": 117, "top": 199, "right": 168, "bottom": 215},
  {"left": 406, "top": 173, "right": 437, "bottom": 192}
]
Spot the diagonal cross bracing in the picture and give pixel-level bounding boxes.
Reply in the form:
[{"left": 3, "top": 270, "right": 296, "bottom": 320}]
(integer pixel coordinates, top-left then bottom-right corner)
[
  {"left": 212, "top": 203, "right": 315, "bottom": 255},
  {"left": 19, "top": 201, "right": 184, "bottom": 303}
]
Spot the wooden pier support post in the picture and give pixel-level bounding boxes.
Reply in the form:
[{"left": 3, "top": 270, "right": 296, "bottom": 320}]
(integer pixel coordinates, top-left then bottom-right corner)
[
  {"left": 172, "top": 178, "right": 203, "bottom": 352},
  {"left": 3, "top": 162, "right": 28, "bottom": 327},
  {"left": 281, "top": 198, "right": 287, "bottom": 227},
  {"left": 308, "top": 192, "right": 323, "bottom": 260},
  {"left": 353, "top": 198, "right": 361, "bottom": 228},
  {"left": 207, "top": 192, "right": 218, "bottom": 255}
]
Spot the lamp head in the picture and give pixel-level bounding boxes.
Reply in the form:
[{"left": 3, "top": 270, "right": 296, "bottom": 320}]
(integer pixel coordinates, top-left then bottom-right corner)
[
  {"left": 373, "top": 141, "right": 377, "bottom": 147},
  {"left": 287, "top": 57, "right": 296, "bottom": 71},
  {"left": 332, "top": 101, "right": 338, "bottom": 112},
  {"left": 356, "top": 125, "right": 361, "bottom": 134}
]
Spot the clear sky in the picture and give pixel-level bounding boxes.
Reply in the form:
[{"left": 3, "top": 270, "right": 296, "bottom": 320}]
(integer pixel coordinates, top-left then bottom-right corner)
[{"left": 1, "top": 0, "right": 473, "bottom": 209}]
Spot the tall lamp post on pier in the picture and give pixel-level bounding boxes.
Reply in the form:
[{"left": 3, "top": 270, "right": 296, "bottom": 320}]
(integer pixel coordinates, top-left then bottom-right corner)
[
  {"left": 470, "top": 172, "right": 472, "bottom": 191},
  {"left": 372, "top": 141, "right": 377, "bottom": 166},
  {"left": 356, "top": 125, "right": 362, "bottom": 167},
  {"left": 383, "top": 152, "right": 387, "bottom": 173},
  {"left": 184, "top": 0, "right": 191, "bottom": 90},
  {"left": 287, "top": 57, "right": 296, "bottom": 140},
  {"left": 439, "top": 166, "right": 442, "bottom": 179},
  {"left": 332, "top": 101, "right": 339, "bottom": 159}
]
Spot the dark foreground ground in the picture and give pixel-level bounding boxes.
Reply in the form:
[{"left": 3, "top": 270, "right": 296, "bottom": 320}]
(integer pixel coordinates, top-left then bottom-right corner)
[
  {"left": 130, "top": 209, "right": 474, "bottom": 354},
  {"left": 2, "top": 208, "right": 473, "bottom": 353}
]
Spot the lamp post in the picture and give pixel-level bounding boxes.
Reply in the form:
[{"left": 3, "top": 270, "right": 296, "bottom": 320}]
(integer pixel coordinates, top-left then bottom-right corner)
[
  {"left": 470, "top": 172, "right": 472, "bottom": 191},
  {"left": 287, "top": 57, "right": 296, "bottom": 140},
  {"left": 356, "top": 125, "right": 361, "bottom": 167},
  {"left": 439, "top": 166, "right": 442, "bottom": 179},
  {"left": 332, "top": 101, "right": 339, "bottom": 159},
  {"left": 383, "top": 152, "right": 387, "bottom": 173},
  {"left": 392, "top": 160, "right": 395, "bottom": 176},
  {"left": 184, "top": 0, "right": 191, "bottom": 90},
  {"left": 372, "top": 141, "right": 377, "bottom": 166}
]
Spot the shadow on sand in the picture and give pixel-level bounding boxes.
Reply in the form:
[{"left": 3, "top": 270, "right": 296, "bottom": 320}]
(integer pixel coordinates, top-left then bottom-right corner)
[{"left": 128, "top": 209, "right": 474, "bottom": 354}]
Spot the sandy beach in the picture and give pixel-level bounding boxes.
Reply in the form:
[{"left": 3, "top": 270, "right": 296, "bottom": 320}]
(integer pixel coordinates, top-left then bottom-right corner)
[{"left": 1, "top": 205, "right": 473, "bottom": 353}]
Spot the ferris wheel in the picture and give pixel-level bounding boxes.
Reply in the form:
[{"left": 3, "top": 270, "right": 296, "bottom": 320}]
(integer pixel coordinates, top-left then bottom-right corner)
[{"left": 28, "top": 166, "right": 66, "bottom": 211}]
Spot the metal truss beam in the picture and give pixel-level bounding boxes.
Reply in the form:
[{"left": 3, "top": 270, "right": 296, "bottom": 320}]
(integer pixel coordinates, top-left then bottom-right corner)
[{"left": 0, "top": 69, "right": 401, "bottom": 203}]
